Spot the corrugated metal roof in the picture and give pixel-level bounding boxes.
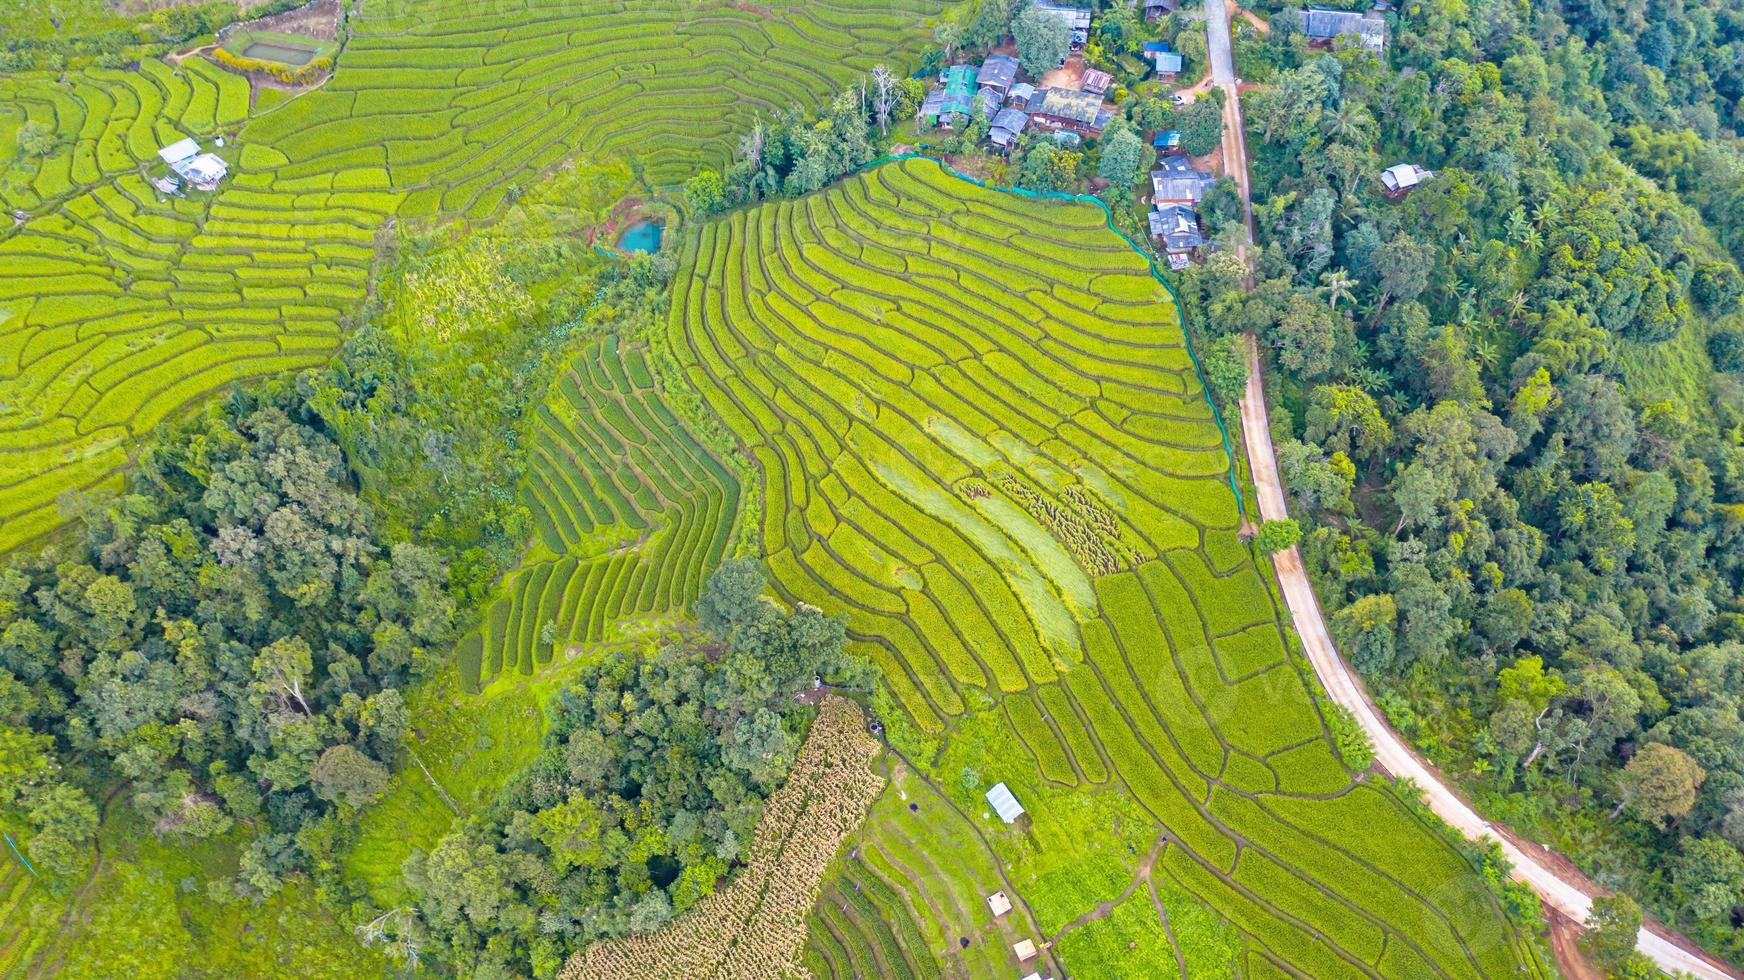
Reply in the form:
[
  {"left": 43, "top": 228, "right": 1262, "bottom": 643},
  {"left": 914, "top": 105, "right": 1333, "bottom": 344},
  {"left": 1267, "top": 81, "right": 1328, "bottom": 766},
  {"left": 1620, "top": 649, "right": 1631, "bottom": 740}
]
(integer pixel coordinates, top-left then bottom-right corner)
[
  {"left": 986, "top": 782, "right": 1025, "bottom": 823},
  {"left": 977, "top": 54, "right": 1019, "bottom": 90},
  {"left": 157, "top": 137, "right": 200, "bottom": 164}
]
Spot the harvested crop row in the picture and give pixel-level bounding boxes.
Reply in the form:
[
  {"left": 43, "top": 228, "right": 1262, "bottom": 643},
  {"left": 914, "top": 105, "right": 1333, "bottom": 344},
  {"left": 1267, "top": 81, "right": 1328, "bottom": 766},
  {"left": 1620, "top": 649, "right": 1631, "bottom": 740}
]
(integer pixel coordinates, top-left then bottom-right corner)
[{"left": 562, "top": 695, "right": 883, "bottom": 979}]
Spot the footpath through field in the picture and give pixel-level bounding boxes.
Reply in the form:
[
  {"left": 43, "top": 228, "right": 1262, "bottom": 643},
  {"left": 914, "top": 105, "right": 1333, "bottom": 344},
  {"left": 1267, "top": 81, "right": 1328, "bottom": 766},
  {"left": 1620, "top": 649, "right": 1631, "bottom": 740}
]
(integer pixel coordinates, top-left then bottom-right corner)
[{"left": 1203, "top": 1, "right": 1737, "bottom": 975}]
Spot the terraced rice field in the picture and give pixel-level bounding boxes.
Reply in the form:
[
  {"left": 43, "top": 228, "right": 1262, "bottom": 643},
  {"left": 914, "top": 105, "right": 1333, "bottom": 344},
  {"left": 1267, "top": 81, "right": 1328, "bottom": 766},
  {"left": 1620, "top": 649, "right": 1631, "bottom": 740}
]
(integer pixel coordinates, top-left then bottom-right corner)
[
  {"left": 457, "top": 335, "right": 739, "bottom": 693},
  {"left": 670, "top": 158, "right": 1550, "bottom": 978},
  {"left": 0, "top": 0, "right": 948, "bottom": 551}
]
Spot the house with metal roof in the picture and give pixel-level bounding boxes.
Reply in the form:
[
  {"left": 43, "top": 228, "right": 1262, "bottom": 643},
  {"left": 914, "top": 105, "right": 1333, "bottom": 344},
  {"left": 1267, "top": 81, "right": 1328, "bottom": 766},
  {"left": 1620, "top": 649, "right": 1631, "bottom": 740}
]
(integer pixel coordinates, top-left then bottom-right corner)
[
  {"left": 920, "top": 64, "right": 982, "bottom": 127},
  {"left": 985, "top": 782, "right": 1026, "bottom": 823},
  {"left": 1150, "top": 204, "right": 1205, "bottom": 255},
  {"left": 1143, "top": 40, "right": 1185, "bottom": 77},
  {"left": 977, "top": 53, "right": 1021, "bottom": 95},
  {"left": 989, "top": 107, "right": 1031, "bottom": 149},
  {"left": 1153, "top": 129, "right": 1183, "bottom": 153},
  {"left": 1025, "top": 86, "right": 1112, "bottom": 136},
  {"left": 1300, "top": 7, "right": 1387, "bottom": 54},
  {"left": 1035, "top": 1, "right": 1092, "bottom": 46},
  {"left": 1081, "top": 68, "right": 1113, "bottom": 95},
  {"left": 156, "top": 136, "right": 228, "bottom": 190},
  {"left": 1380, "top": 162, "right": 1433, "bottom": 199},
  {"left": 987, "top": 891, "right": 1013, "bottom": 916},
  {"left": 1151, "top": 159, "right": 1215, "bottom": 204},
  {"left": 157, "top": 137, "right": 200, "bottom": 167},
  {"left": 1008, "top": 81, "right": 1037, "bottom": 105}
]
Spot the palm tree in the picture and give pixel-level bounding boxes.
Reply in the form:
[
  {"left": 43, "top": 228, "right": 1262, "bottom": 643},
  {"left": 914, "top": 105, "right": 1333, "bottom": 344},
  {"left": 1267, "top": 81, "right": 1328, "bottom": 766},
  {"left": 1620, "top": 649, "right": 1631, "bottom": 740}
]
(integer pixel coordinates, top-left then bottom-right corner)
[
  {"left": 1504, "top": 290, "right": 1528, "bottom": 324},
  {"left": 1319, "top": 267, "right": 1358, "bottom": 310},
  {"left": 1504, "top": 206, "right": 1531, "bottom": 245},
  {"left": 1532, "top": 199, "right": 1562, "bottom": 231},
  {"left": 1348, "top": 364, "right": 1394, "bottom": 395}
]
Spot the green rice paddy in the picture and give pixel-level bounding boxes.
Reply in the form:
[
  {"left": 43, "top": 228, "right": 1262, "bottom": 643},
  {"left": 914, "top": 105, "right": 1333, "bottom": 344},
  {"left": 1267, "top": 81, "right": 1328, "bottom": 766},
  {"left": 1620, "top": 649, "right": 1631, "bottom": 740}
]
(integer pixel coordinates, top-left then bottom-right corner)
[
  {"left": 460, "top": 334, "right": 740, "bottom": 693},
  {"left": 0, "top": 0, "right": 947, "bottom": 551},
  {"left": 671, "top": 158, "right": 1551, "bottom": 978}
]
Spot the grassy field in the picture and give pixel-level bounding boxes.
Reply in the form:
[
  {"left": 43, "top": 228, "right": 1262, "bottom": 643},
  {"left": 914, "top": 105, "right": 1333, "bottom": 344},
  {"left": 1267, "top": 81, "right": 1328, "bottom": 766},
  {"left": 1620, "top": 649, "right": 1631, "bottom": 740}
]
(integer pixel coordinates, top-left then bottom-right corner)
[
  {"left": 670, "top": 158, "right": 1551, "bottom": 979},
  {"left": 0, "top": 802, "right": 387, "bottom": 979},
  {"left": 0, "top": 0, "right": 951, "bottom": 551}
]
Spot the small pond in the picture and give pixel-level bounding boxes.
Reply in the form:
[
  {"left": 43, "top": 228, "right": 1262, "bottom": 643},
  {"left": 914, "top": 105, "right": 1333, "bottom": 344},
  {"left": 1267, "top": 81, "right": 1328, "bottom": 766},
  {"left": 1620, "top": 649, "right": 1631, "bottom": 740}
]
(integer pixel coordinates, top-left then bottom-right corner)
[
  {"left": 617, "top": 220, "right": 664, "bottom": 254},
  {"left": 242, "top": 42, "right": 318, "bottom": 65}
]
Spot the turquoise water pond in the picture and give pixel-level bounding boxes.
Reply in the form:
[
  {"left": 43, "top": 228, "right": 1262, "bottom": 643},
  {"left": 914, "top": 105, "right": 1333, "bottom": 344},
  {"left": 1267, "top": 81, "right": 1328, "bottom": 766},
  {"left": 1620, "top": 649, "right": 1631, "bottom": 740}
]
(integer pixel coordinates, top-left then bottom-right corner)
[{"left": 617, "top": 220, "right": 663, "bottom": 253}]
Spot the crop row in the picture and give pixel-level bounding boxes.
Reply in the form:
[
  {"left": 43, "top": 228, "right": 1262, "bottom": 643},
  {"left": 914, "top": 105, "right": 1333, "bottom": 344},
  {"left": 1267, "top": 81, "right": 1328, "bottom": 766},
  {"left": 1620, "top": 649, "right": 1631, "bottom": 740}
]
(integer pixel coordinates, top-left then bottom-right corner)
[
  {"left": 459, "top": 338, "right": 738, "bottom": 694},
  {"left": 669, "top": 160, "right": 1541, "bottom": 979},
  {"left": 1, "top": 0, "right": 946, "bottom": 552}
]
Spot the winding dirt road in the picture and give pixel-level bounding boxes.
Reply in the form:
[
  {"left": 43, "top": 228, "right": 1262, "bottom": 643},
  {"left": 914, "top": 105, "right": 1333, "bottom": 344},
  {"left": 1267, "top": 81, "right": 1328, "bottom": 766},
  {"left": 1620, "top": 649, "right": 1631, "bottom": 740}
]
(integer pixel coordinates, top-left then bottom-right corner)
[
  {"left": 1203, "top": 1, "right": 1736, "bottom": 974},
  {"left": 1240, "top": 339, "right": 1731, "bottom": 978}
]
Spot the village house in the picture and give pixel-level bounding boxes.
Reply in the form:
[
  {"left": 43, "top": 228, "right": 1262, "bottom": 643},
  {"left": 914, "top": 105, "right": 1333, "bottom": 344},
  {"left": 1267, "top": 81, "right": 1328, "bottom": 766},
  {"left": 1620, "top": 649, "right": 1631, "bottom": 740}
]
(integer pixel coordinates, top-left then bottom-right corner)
[
  {"left": 919, "top": 64, "right": 981, "bottom": 127},
  {"left": 1034, "top": 1, "right": 1092, "bottom": 47},
  {"left": 1081, "top": 67, "right": 1113, "bottom": 96},
  {"left": 989, "top": 107, "right": 1030, "bottom": 150},
  {"left": 1150, "top": 156, "right": 1215, "bottom": 204},
  {"left": 1143, "top": 40, "right": 1184, "bottom": 79},
  {"left": 1380, "top": 162, "right": 1433, "bottom": 199},
  {"left": 1008, "top": 81, "right": 1038, "bottom": 105},
  {"left": 1153, "top": 129, "right": 1183, "bottom": 155},
  {"left": 1299, "top": 6, "right": 1387, "bottom": 54},
  {"left": 1149, "top": 204, "right": 1205, "bottom": 270},
  {"left": 977, "top": 53, "right": 1020, "bottom": 96},
  {"left": 1142, "top": 0, "right": 1180, "bottom": 19},
  {"left": 1024, "top": 86, "right": 1112, "bottom": 137},
  {"left": 157, "top": 136, "right": 229, "bottom": 191}
]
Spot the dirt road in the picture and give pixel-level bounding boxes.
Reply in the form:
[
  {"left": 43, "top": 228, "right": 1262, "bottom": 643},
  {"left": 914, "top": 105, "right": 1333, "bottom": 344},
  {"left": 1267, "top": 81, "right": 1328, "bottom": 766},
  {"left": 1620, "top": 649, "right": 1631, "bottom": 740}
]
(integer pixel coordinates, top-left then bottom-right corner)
[{"left": 1238, "top": 336, "right": 1735, "bottom": 979}]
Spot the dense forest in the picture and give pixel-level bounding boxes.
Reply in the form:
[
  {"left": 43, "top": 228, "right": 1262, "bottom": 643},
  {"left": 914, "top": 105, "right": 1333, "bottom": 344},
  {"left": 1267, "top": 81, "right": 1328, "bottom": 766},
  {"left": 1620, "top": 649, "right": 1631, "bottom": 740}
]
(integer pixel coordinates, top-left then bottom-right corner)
[{"left": 1183, "top": 0, "right": 1744, "bottom": 966}]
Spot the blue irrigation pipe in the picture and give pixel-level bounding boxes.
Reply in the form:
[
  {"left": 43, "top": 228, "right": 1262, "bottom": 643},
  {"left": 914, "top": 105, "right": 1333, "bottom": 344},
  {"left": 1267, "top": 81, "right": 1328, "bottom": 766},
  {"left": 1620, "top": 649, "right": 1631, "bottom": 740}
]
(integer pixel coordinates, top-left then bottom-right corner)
[
  {"left": 3, "top": 830, "right": 37, "bottom": 877},
  {"left": 849, "top": 151, "right": 1249, "bottom": 519}
]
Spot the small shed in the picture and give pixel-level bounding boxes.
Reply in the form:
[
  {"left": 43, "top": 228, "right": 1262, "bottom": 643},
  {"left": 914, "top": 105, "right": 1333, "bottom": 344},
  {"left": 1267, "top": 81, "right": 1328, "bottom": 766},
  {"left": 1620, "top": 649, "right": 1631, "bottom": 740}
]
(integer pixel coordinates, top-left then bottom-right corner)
[
  {"left": 1153, "top": 129, "right": 1182, "bottom": 153},
  {"left": 1013, "top": 938, "right": 1039, "bottom": 962},
  {"left": 986, "top": 782, "right": 1026, "bottom": 823},
  {"left": 987, "top": 891, "right": 1013, "bottom": 916},
  {"left": 1008, "top": 81, "right": 1037, "bottom": 105},
  {"left": 1380, "top": 162, "right": 1432, "bottom": 195},
  {"left": 977, "top": 53, "right": 1021, "bottom": 95},
  {"left": 1081, "top": 68, "right": 1112, "bottom": 95}
]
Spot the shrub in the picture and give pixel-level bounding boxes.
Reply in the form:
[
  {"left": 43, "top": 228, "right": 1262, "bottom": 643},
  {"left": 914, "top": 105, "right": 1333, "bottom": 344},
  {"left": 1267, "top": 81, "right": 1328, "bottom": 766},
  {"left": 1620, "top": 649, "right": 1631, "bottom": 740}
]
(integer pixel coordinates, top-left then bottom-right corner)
[{"left": 1255, "top": 517, "right": 1302, "bottom": 553}]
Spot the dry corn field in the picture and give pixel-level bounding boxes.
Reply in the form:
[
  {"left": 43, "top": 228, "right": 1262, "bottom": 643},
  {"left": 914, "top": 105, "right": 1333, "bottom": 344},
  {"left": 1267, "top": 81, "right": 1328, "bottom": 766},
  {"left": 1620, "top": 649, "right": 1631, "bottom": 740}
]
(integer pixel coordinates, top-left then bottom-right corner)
[{"left": 561, "top": 695, "right": 883, "bottom": 980}]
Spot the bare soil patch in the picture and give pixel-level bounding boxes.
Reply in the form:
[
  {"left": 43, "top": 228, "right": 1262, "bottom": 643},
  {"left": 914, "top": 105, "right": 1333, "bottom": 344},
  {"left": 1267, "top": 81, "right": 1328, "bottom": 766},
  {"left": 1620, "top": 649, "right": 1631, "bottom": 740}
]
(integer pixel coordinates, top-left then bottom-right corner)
[
  {"left": 230, "top": 0, "right": 341, "bottom": 41},
  {"left": 1547, "top": 909, "right": 1604, "bottom": 980}
]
